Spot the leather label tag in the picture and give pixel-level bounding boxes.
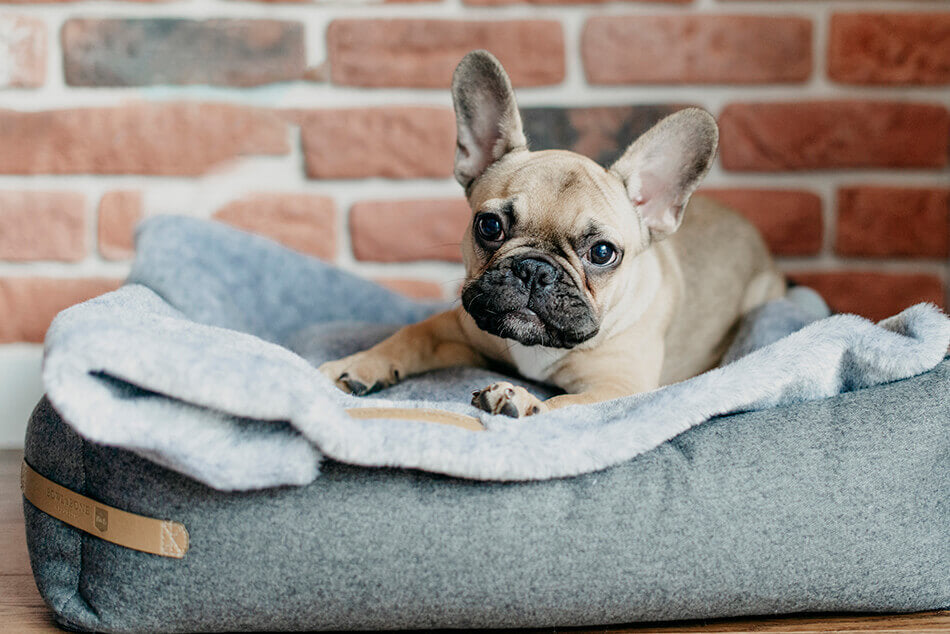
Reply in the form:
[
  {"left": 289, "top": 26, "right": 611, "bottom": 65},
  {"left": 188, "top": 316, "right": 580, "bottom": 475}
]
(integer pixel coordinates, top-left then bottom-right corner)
[
  {"left": 21, "top": 461, "right": 189, "bottom": 559},
  {"left": 346, "top": 406, "right": 484, "bottom": 431}
]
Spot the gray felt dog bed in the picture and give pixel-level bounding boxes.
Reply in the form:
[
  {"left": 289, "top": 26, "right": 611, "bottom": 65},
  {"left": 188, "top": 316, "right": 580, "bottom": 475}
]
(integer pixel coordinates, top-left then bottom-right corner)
[{"left": 22, "top": 217, "right": 950, "bottom": 632}]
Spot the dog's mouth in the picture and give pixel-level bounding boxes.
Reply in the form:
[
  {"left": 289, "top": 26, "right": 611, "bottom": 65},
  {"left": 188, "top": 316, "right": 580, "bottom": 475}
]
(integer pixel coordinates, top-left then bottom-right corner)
[
  {"left": 494, "top": 308, "right": 552, "bottom": 345},
  {"left": 460, "top": 268, "right": 599, "bottom": 349},
  {"left": 507, "top": 308, "right": 544, "bottom": 328},
  {"left": 464, "top": 300, "right": 598, "bottom": 348}
]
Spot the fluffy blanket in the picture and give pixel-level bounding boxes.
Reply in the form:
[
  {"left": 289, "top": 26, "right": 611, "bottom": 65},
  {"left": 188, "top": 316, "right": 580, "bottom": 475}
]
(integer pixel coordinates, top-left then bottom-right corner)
[{"left": 41, "top": 217, "right": 950, "bottom": 491}]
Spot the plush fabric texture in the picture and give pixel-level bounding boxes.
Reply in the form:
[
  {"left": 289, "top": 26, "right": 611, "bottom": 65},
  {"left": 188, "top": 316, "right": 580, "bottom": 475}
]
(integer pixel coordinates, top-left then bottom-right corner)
[
  {"left": 24, "top": 359, "right": 950, "bottom": 632},
  {"left": 41, "top": 216, "right": 949, "bottom": 491}
]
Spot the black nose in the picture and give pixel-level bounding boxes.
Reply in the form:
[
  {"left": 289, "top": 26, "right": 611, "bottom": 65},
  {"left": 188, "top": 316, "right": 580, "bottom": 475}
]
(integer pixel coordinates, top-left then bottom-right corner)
[{"left": 513, "top": 257, "right": 559, "bottom": 288}]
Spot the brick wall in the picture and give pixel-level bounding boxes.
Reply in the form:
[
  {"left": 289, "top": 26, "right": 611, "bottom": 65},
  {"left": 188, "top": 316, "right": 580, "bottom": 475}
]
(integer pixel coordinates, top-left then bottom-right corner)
[{"left": 0, "top": 0, "right": 948, "bottom": 442}]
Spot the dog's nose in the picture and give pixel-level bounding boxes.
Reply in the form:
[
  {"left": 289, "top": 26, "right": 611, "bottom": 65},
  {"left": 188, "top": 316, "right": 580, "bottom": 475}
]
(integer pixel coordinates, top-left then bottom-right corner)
[{"left": 513, "top": 257, "right": 559, "bottom": 288}]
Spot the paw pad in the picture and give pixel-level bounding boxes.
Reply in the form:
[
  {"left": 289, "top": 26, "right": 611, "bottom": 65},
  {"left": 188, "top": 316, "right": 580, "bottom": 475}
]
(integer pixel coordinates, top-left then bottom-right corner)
[{"left": 470, "top": 382, "right": 545, "bottom": 418}]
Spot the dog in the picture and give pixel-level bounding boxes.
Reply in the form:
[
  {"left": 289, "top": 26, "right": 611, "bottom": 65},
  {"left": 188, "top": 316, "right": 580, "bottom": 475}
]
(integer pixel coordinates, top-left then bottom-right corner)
[{"left": 319, "top": 50, "right": 785, "bottom": 418}]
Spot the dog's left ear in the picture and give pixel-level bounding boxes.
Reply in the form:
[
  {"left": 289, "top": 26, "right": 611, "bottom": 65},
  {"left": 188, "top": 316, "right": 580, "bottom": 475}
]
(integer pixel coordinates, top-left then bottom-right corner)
[
  {"left": 610, "top": 108, "right": 719, "bottom": 243},
  {"left": 451, "top": 50, "right": 527, "bottom": 190}
]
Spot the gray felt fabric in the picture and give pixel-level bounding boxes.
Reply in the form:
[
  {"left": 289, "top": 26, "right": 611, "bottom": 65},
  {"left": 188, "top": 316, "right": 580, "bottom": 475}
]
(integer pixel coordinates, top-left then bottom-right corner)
[
  {"left": 39, "top": 216, "right": 950, "bottom": 490},
  {"left": 24, "top": 359, "right": 950, "bottom": 633}
]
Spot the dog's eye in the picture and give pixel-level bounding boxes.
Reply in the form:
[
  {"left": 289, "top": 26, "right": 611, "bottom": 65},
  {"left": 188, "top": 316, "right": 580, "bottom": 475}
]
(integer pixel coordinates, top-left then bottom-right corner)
[
  {"left": 587, "top": 242, "right": 617, "bottom": 266},
  {"left": 475, "top": 213, "right": 504, "bottom": 242}
]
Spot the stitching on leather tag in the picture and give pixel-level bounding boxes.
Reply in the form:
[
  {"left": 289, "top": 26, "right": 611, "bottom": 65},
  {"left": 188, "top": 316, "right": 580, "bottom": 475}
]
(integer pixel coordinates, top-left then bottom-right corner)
[{"left": 160, "top": 520, "right": 188, "bottom": 557}]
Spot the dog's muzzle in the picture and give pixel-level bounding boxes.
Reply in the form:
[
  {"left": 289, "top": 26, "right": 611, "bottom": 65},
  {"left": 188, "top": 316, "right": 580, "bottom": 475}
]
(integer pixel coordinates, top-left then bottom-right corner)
[{"left": 461, "top": 254, "right": 599, "bottom": 348}]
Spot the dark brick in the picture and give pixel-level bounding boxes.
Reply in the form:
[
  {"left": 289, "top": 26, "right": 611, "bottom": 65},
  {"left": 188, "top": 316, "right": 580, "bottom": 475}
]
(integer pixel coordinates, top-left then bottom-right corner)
[
  {"left": 62, "top": 19, "right": 305, "bottom": 87},
  {"left": 522, "top": 105, "right": 690, "bottom": 166}
]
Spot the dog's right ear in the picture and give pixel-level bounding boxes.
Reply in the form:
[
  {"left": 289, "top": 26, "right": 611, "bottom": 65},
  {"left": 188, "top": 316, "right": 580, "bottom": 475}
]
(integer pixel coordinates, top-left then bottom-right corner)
[
  {"left": 609, "top": 108, "right": 719, "bottom": 244},
  {"left": 452, "top": 50, "right": 527, "bottom": 190}
]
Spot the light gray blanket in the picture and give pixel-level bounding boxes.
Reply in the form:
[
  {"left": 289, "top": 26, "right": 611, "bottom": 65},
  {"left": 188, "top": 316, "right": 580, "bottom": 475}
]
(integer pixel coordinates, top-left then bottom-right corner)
[{"left": 42, "top": 216, "right": 950, "bottom": 491}]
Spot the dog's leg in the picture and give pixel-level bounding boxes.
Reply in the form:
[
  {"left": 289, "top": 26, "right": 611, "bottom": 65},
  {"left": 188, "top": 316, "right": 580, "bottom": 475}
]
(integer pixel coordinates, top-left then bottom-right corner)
[
  {"left": 472, "top": 377, "right": 657, "bottom": 418},
  {"left": 545, "top": 381, "right": 651, "bottom": 410},
  {"left": 472, "top": 381, "right": 656, "bottom": 418},
  {"left": 473, "top": 340, "right": 664, "bottom": 418},
  {"left": 319, "top": 308, "right": 486, "bottom": 395}
]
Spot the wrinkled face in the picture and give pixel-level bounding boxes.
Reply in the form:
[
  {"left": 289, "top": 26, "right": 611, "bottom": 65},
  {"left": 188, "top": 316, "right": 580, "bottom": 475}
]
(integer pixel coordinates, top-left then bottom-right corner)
[
  {"left": 460, "top": 150, "right": 646, "bottom": 349},
  {"left": 451, "top": 52, "right": 717, "bottom": 348}
]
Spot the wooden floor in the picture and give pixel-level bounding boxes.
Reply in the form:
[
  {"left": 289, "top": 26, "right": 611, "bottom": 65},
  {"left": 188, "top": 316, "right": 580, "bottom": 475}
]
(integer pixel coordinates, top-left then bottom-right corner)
[{"left": 2, "top": 449, "right": 948, "bottom": 633}]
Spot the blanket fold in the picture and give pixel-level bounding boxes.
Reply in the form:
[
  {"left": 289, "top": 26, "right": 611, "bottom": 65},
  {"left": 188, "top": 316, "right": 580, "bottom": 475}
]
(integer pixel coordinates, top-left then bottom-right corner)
[{"left": 41, "top": 216, "right": 950, "bottom": 491}]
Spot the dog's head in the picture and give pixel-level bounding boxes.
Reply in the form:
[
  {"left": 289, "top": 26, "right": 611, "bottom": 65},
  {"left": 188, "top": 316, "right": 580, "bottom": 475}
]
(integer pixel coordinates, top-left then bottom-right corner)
[{"left": 455, "top": 50, "right": 719, "bottom": 349}]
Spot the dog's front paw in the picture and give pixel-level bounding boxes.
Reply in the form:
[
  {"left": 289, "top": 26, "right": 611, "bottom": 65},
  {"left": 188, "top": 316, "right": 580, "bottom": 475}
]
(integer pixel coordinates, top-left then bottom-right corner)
[
  {"left": 319, "top": 353, "right": 401, "bottom": 396},
  {"left": 471, "top": 382, "right": 547, "bottom": 418}
]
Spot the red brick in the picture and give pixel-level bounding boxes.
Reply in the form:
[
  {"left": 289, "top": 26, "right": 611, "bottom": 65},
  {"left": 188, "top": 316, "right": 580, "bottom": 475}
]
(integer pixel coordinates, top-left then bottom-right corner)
[
  {"left": 0, "top": 277, "right": 121, "bottom": 343},
  {"left": 243, "top": 0, "right": 433, "bottom": 3},
  {"left": 835, "top": 187, "right": 949, "bottom": 259},
  {"left": 699, "top": 189, "right": 823, "bottom": 256},
  {"left": 0, "top": 15, "right": 45, "bottom": 87},
  {"left": 0, "top": 191, "right": 86, "bottom": 261},
  {"left": 375, "top": 278, "right": 444, "bottom": 300},
  {"left": 720, "top": 101, "right": 949, "bottom": 171},
  {"left": 327, "top": 20, "right": 564, "bottom": 88},
  {"left": 2, "top": 0, "right": 165, "bottom": 3},
  {"left": 63, "top": 19, "right": 305, "bottom": 87},
  {"left": 350, "top": 198, "right": 469, "bottom": 262},
  {"left": 293, "top": 108, "right": 456, "bottom": 180},
  {"left": 583, "top": 15, "right": 811, "bottom": 84},
  {"left": 787, "top": 271, "right": 944, "bottom": 322},
  {"left": 468, "top": 0, "right": 688, "bottom": 4},
  {"left": 98, "top": 191, "right": 142, "bottom": 260},
  {"left": 829, "top": 13, "right": 950, "bottom": 85},
  {"left": 214, "top": 194, "right": 337, "bottom": 260},
  {"left": 0, "top": 103, "right": 289, "bottom": 175}
]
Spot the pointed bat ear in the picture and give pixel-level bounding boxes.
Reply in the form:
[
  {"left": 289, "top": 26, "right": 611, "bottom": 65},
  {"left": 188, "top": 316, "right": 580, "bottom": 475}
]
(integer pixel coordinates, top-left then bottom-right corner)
[
  {"left": 451, "top": 50, "right": 527, "bottom": 190},
  {"left": 609, "top": 108, "right": 719, "bottom": 243}
]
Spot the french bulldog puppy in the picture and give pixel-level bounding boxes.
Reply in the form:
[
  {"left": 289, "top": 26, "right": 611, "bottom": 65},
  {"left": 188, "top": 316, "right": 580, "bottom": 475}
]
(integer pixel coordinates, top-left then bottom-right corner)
[{"left": 319, "top": 50, "right": 784, "bottom": 418}]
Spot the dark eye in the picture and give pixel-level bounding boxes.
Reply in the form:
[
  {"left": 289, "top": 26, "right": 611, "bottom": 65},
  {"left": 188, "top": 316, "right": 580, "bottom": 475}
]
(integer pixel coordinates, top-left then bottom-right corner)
[
  {"left": 475, "top": 213, "right": 504, "bottom": 242},
  {"left": 587, "top": 242, "right": 617, "bottom": 266}
]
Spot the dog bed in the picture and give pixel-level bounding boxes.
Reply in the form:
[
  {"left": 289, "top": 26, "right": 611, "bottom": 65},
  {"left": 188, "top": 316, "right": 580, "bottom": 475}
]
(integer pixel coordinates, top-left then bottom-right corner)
[{"left": 22, "top": 216, "right": 950, "bottom": 632}]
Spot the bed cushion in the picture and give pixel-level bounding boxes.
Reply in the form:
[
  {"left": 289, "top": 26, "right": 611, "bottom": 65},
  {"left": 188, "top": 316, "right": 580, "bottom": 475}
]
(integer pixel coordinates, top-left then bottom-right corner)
[{"left": 24, "top": 354, "right": 950, "bottom": 632}]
